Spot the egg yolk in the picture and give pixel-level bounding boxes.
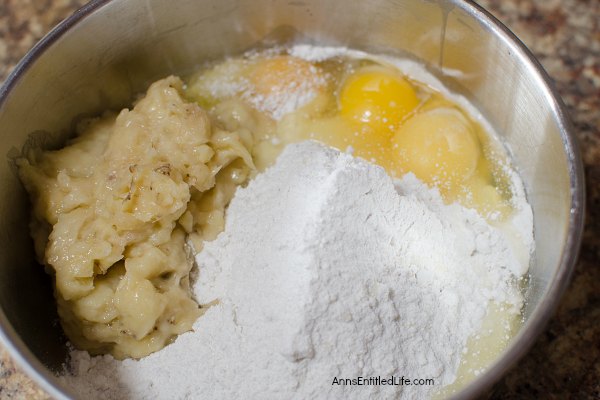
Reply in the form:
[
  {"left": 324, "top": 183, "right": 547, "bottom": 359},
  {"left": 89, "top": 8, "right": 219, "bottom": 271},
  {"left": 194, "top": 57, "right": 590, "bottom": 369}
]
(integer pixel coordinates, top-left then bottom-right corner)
[
  {"left": 339, "top": 68, "right": 420, "bottom": 139},
  {"left": 250, "top": 55, "right": 325, "bottom": 97},
  {"left": 390, "top": 108, "right": 481, "bottom": 196}
]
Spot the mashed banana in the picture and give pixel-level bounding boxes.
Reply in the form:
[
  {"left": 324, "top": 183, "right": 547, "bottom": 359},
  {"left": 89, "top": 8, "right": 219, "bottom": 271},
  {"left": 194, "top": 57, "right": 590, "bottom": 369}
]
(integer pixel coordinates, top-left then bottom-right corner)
[{"left": 18, "top": 77, "right": 254, "bottom": 359}]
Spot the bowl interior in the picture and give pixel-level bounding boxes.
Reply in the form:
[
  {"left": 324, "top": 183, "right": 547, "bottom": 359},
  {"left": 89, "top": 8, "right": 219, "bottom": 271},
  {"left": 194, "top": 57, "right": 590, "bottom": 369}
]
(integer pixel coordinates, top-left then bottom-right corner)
[{"left": 0, "top": 0, "right": 583, "bottom": 399}]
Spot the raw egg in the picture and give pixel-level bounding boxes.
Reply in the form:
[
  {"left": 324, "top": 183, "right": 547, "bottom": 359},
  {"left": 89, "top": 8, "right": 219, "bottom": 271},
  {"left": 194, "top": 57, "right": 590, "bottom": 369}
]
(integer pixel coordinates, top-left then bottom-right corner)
[
  {"left": 390, "top": 108, "right": 481, "bottom": 196},
  {"left": 339, "top": 67, "right": 420, "bottom": 139},
  {"left": 250, "top": 55, "right": 325, "bottom": 98}
]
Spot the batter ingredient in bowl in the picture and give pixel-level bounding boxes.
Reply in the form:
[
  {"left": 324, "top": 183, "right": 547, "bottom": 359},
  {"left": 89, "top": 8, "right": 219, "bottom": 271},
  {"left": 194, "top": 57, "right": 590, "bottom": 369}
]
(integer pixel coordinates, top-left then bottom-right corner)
[
  {"left": 60, "top": 141, "right": 526, "bottom": 399},
  {"left": 17, "top": 77, "right": 254, "bottom": 359},
  {"left": 18, "top": 44, "right": 534, "bottom": 398}
]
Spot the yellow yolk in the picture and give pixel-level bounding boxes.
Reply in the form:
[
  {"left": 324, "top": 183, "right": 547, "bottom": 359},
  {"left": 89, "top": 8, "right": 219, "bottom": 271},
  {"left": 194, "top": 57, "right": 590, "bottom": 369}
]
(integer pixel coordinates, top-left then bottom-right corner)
[
  {"left": 339, "top": 67, "right": 420, "bottom": 139},
  {"left": 390, "top": 108, "right": 481, "bottom": 196},
  {"left": 249, "top": 55, "right": 325, "bottom": 98}
]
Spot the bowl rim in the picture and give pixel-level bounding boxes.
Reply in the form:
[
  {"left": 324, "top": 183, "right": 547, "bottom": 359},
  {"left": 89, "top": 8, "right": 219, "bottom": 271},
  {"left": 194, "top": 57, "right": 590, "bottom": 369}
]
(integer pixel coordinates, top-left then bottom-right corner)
[
  {"left": 0, "top": 1, "right": 585, "bottom": 399},
  {"left": 0, "top": 3, "right": 113, "bottom": 399},
  {"left": 447, "top": 1, "right": 585, "bottom": 397}
]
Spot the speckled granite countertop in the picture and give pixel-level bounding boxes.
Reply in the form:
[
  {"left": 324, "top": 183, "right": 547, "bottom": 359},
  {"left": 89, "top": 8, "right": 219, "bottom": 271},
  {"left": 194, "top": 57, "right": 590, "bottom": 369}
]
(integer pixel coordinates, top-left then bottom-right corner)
[{"left": 0, "top": 0, "right": 598, "bottom": 399}]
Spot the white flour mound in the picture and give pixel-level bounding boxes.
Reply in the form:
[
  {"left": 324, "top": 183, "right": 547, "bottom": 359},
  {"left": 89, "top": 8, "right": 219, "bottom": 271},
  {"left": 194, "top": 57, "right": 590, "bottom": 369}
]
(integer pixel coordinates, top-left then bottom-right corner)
[{"left": 59, "top": 141, "right": 528, "bottom": 400}]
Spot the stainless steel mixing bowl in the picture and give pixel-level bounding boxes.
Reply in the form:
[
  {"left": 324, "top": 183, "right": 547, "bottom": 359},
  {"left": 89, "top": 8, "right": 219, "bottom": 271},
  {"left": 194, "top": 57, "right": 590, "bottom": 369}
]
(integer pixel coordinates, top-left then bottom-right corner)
[{"left": 0, "top": 0, "right": 584, "bottom": 398}]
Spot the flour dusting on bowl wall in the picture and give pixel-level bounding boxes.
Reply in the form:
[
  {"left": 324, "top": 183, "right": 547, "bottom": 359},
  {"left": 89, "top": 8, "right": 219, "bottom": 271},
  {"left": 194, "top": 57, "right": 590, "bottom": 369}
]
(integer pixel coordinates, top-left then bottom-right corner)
[{"left": 0, "top": 1, "right": 584, "bottom": 400}]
